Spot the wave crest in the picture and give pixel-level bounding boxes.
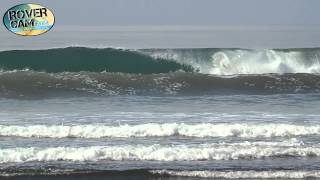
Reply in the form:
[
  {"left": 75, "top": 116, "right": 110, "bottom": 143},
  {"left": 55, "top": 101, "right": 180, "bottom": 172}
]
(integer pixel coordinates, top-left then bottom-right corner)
[
  {"left": 1, "top": 123, "right": 320, "bottom": 138},
  {"left": 0, "top": 141, "right": 316, "bottom": 163},
  {"left": 144, "top": 48, "right": 320, "bottom": 75}
]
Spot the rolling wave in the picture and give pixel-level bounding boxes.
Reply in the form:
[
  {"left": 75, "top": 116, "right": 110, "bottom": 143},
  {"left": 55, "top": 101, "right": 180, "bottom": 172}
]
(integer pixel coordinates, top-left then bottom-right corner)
[
  {"left": 1, "top": 123, "right": 320, "bottom": 138},
  {"left": 1, "top": 47, "right": 320, "bottom": 97},
  {"left": 0, "top": 47, "right": 320, "bottom": 75},
  {"left": 0, "top": 141, "right": 316, "bottom": 163}
]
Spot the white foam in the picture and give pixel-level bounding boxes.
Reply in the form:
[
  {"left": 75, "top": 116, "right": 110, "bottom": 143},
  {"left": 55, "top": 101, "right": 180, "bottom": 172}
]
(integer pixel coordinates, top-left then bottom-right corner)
[
  {"left": 0, "top": 123, "right": 320, "bottom": 138},
  {"left": 151, "top": 170, "right": 320, "bottom": 179},
  {"left": 0, "top": 141, "right": 318, "bottom": 163},
  {"left": 147, "top": 49, "right": 320, "bottom": 75},
  {"left": 210, "top": 50, "right": 320, "bottom": 75}
]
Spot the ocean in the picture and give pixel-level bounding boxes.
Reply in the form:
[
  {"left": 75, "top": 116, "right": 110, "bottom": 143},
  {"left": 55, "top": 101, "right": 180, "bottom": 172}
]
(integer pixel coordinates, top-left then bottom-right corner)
[{"left": 1, "top": 26, "right": 320, "bottom": 179}]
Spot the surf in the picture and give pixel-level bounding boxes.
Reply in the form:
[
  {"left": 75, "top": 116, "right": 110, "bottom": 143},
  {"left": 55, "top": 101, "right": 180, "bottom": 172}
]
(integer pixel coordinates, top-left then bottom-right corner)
[
  {"left": 1, "top": 123, "right": 320, "bottom": 138},
  {"left": 1, "top": 47, "right": 320, "bottom": 75},
  {"left": 0, "top": 140, "right": 317, "bottom": 163}
]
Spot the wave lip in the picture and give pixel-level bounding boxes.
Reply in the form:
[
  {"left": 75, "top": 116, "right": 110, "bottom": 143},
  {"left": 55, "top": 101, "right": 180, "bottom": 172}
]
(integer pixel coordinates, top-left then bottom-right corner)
[
  {"left": 151, "top": 170, "right": 320, "bottom": 179},
  {"left": 1, "top": 123, "right": 320, "bottom": 138},
  {"left": 0, "top": 141, "right": 318, "bottom": 163}
]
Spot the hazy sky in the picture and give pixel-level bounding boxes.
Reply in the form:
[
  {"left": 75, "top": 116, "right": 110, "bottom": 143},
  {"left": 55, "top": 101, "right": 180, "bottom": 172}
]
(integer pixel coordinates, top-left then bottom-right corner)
[{"left": 1, "top": 0, "right": 319, "bottom": 26}]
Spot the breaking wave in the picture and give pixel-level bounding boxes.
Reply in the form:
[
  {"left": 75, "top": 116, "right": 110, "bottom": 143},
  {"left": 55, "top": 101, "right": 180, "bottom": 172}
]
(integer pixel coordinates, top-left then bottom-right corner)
[
  {"left": 1, "top": 47, "right": 320, "bottom": 75},
  {"left": 1, "top": 47, "right": 320, "bottom": 97},
  {"left": 1, "top": 123, "right": 320, "bottom": 138},
  {"left": 0, "top": 140, "right": 316, "bottom": 163},
  {"left": 143, "top": 48, "right": 320, "bottom": 75}
]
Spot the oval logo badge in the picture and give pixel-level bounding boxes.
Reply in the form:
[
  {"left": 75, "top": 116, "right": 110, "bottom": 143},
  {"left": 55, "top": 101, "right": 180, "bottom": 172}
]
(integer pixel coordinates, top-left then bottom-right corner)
[{"left": 3, "top": 3, "right": 55, "bottom": 36}]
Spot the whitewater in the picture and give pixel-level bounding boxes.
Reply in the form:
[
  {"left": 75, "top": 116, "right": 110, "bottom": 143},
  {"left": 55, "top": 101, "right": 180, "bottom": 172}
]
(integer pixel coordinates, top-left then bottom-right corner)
[
  {"left": 0, "top": 140, "right": 317, "bottom": 163},
  {"left": 0, "top": 92, "right": 319, "bottom": 179},
  {"left": 144, "top": 48, "right": 320, "bottom": 75},
  {"left": 1, "top": 123, "right": 320, "bottom": 138}
]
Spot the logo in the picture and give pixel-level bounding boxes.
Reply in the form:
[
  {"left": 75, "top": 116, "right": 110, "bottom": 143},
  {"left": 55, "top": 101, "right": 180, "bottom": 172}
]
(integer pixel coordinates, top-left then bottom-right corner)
[{"left": 3, "top": 3, "right": 55, "bottom": 36}]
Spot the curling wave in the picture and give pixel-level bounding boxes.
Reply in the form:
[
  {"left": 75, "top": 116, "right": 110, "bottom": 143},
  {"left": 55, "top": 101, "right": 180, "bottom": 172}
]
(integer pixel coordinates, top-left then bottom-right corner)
[
  {"left": 1, "top": 123, "right": 320, "bottom": 138},
  {"left": 0, "top": 47, "right": 193, "bottom": 74},
  {"left": 1, "top": 47, "right": 320, "bottom": 75}
]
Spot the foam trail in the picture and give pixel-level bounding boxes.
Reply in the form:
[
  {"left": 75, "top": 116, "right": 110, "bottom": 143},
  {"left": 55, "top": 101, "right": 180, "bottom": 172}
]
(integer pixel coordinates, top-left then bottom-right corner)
[
  {"left": 1, "top": 123, "right": 320, "bottom": 138},
  {"left": 151, "top": 170, "right": 320, "bottom": 179},
  {"left": 0, "top": 141, "right": 318, "bottom": 163}
]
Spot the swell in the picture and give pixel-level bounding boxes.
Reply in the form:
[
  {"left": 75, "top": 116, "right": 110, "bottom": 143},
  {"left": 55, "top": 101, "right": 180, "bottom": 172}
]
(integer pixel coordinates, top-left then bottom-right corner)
[
  {"left": 0, "top": 71, "right": 319, "bottom": 98},
  {"left": 1, "top": 123, "right": 320, "bottom": 138}
]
